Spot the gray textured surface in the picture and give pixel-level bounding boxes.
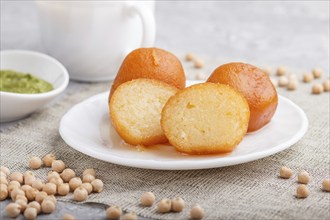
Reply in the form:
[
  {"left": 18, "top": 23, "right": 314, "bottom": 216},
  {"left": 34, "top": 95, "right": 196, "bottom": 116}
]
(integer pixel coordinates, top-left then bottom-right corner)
[{"left": 1, "top": 1, "right": 329, "bottom": 220}]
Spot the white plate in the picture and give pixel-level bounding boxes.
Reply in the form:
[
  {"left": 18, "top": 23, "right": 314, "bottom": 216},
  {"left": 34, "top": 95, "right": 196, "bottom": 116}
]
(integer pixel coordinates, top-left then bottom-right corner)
[{"left": 59, "top": 80, "right": 308, "bottom": 170}]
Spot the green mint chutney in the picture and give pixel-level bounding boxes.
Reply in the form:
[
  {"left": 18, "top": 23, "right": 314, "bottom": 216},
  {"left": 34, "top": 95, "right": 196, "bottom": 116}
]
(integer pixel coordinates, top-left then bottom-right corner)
[{"left": 0, "top": 70, "right": 53, "bottom": 94}]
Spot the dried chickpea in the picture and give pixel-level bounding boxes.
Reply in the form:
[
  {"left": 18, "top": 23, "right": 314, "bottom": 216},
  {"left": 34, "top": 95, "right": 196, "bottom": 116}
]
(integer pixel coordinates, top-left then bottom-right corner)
[
  {"left": 26, "top": 188, "right": 38, "bottom": 201},
  {"left": 16, "top": 194, "right": 28, "bottom": 203},
  {"left": 15, "top": 198, "right": 28, "bottom": 212},
  {"left": 0, "top": 166, "right": 10, "bottom": 176},
  {"left": 279, "top": 166, "right": 293, "bottom": 179},
  {"left": 82, "top": 174, "right": 95, "bottom": 183},
  {"left": 312, "top": 83, "right": 324, "bottom": 94},
  {"left": 24, "top": 176, "right": 36, "bottom": 186},
  {"left": 73, "top": 186, "right": 88, "bottom": 202},
  {"left": 49, "top": 177, "right": 64, "bottom": 186},
  {"left": 195, "top": 72, "right": 207, "bottom": 80},
  {"left": 27, "top": 201, "right": 41, "bottom": 214},
  {"left": 8, "top": 180, "right": 21, "bottom": 187},
  {"left": 185, "top": 53, "right": 195, "bottom": 61},
  {"left": 21, "top": 184, "right": 32, "bottom": 193},
  {"left": 140, "top": 191, "right": 155, "bottom": 206},
  {"left": 0, "top": 176, "right": 8, "bottom": 185},
  {"left": 44, "top": 195, "right": 57, "bottom": 205},
  {"left": 83, "top": 169, "right": 96, "bottom": 177},
  {"left": 106, "top": 205, "right": 122, "bottom": 220},
  {"left": 43, "top": 182, "right": 57, "bottom": 195},
  {"left": 122, "top": 213, "right": 137, "bottom": 220},
  {"left": 58, "top": 183, "right": 70, "bottom": 196},
  {"left": 91, "top": 179, "right": 103, "bottom": 193},
  {"left": 278, "top": 76, "right": 289, "bottom": 87},
  {"left": 69, "top": 177, "right": 82, "bottom": 191},
  {"left": 5, "top": 203, "right": 21, "bottom": 218},
  {"left": 41, "top": 199, "right": 56, "bottom": 214},
  {"left": 296, "top": 184, "right": 310, "bottom": 198},
  {"left": 11, "top": 188, "right": 25, "bottom": 200},
  {"left": 52, "top": 160, "right": 66, "bottom": 173},
  {"left": 24, "top": 207, "right": 37, "bottom": 220},
  {"left": 303, "top": 73, "right": 314, "bottom": 83},
  {"left": 48, "top": 171, "right": 60, "bottom": 181},
  {"left": 42, "top": 153, "right": 56, "bottom": 167},
  {"left": 323, "top": 80, "right": 330, "bottom": 92},
  {"left": 29, "top": 156, "right": 43, "bottom": 169},
  {"left": 276, "top": 66, "right": 286, "bottom": 76},
  {"left": 312, "top": 68, "right": 323, "bottom": 78},
  {"left": 24, "top": 171, "right": 35, "bottom": 178},
  {"left": 81, "top": 183, "right": 93, "bottom": 195},
  {"left": 171, "top": 197, "right": 185, "bottom": 212},
  {"left": 7, "top": 184, "right": 20, "bottom": 196},
  {"left": 298, "top": 170, "right": 310, "bottom": 184},
  {"left": 10, "top": 172, "right": 23, "bottom": 184},
  {"left": 0, "top": 183, "right": 8, "bottom": 200},
  {"left": 32, "top": 179, "right": 44, "bottom": 191},
  {"left": 287, "top": 80, "right": 298, "bottom": 91},
  {"left": 193, "top": 59, "right": 204, "bottom": 69},
  {"left": 190, "top": 204, "right": 205, "bottom": 220},
  {"left": 157, "top": 198, "right": 171, "bottom": 213},
  {"left": 60, "top": 168, "right": 76, "bottom": 182},
  {"left": 262, "top": 67, "right": 272, "bottom": 75},
  {"left": 322, "top": 179, "right": 330, "bottom": 192},
  {"left": 0, "top": 171, "right": 7, "bottom": 178},
  {"left": 62, "top": 214, "right": 76, "bottom": 220},
  {"left": 35, "top": 191, "right": 48, "bottom": 203}
]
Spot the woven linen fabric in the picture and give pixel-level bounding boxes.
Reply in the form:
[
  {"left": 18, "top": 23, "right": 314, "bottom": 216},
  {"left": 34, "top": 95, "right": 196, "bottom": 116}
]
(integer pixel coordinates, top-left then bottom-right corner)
[{"left": 0, "top": 61, "right": 329, "bottom": 219}]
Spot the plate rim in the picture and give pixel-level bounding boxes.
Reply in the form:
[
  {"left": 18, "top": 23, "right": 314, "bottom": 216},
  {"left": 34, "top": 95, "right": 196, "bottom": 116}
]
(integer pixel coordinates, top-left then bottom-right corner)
[{"left": 59, "top": 82, "right": 308, "bottom": 170}]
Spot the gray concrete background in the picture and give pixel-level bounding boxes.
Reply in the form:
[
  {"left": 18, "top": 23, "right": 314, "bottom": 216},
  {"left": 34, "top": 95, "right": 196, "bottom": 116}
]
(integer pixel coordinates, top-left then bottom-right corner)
[{"left": 1, "top": 1, "right": 329, "bottom": 219}]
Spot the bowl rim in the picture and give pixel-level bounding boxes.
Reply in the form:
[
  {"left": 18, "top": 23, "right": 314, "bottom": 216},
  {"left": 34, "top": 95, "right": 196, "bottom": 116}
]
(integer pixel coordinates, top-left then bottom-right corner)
[{"left": 0, "top": 49, "right": 69, "bottom": 98}]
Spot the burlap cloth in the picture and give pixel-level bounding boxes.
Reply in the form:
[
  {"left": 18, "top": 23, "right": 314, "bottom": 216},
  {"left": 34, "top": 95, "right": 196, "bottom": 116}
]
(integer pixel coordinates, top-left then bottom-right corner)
[{"left": 1, "top": 57, "right": 329, "bottom": 219}]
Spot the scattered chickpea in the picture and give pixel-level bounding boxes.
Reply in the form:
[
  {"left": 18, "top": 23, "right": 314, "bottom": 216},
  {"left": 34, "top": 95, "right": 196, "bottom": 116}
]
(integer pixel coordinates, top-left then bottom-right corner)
[
  {"left": 322, "top": 179, "right": 330, "bottom": 192},
  {"left": 24, "top": 176, "right": 36, "bottom": 186},
  {"left": 41, "top": 199, "right": 56, "bottom": 214},
  {"left": 312, "top": 83, "right": 324, "bottom": 94},
  {"left": 195, "top": 72, "right": 207, "bottom": 80},
  {"left": 297, "top": 170, "right": 310, "bottom": 184},
  {"left": 60, "top": 168, "right": 76, "bottom": 182},
  {"left": 48, "top": 171, "right": 60, "bottom": 181},
  {"left": 287, "top": 80, "right": 298, "bottom": 91},
  {"left": 82, "top": 174, "right": 95, "bottom": 183},
  {"left": 185, "top": 53, "right": 195, "bottom": 61},
  {"left": 7, "top": 184, "right": 20, "bottom": 196},
  {"left": 0, "top": 171, "right": 7, "bottom": 178},
  {"left": 0, "top": 176, "right": 8, "bottom": 185},
  {"left": 190, "top": 204, "right": 205, "bottom": 220},
  {"left": 140, "top": 191, "right": 155, "bottom": 206},
  {"left": 5, "top": 203, "right": 21, "bottom": 218},
  {"left": 157, "top": 198, "right": 172, "bottom": 213},
  {"left": 262, "top": 67, "right": 272, "bottom": 75},
  {"left": 9, "top": 180, "right": 21, "bottom": 187},
  {"left": 10, "top": 188, "right": 25, "bottom": 200},
  {"left": 15, "top": 198, "right": 28, "bottom": 212},
  {"left": 21, "top": 185, "right": 32, "bottom": 193},
  {"left": 312, "top": 68, "right": 323, "bottom": 78},
  {"left": 27, "top": 201, "right": 41, "bottom": 214},
  {"left": 0, "top": 184, "right": 8, "bottom": 200},
  {"left": 69, "top": 177, "right": 82, "bottom": 191},
  {"left": 42, "top": 153, "right": 56, "bottom": 167},
  {"left": 52, "top": 160, "right": 66, "bottom": 173},
  {"left": 26, "top": 188, "right": 38, "bottom": 201},
  {"left": 24, "top": 171, "right": 35, "bottom": 178},
  {"left": 288, "top": 74, "right": 297, "bottom": 80},
  {"left": 278, "top": 76, "right": 289, "bottom": 87},
  {"left": 29, "top": 156, "right": 43, "bottom": 169},
  {"left": 171, "top": 197, "right": 185, "bottom": 212},
  {"left": 32, "top": 179, "right": 44, "bottom": 191},
  {"left": 106, "top": 206, "right": 122, "bottom": 220},
  {"left": 193, "top": 59, "right": 204, "bottom": 69},
  {"left": 81, "top": 183, "right": 93, "bottom": 195},
  {"left": 16, "top": 194, "right": 28, "bottom": 203},
  {"left": 0, "top": 166, "right": 10, "bottom": 176},
  {"left": 49, "top": 177, "right": 64, "bottom": 186},
  {"left": 73, "top": 186, "right": 88, "bottom": 202},
  {"left": 35, "top": 191, "right": 48, "bottom": 203},
  {"left": 62, "top": 214, "right": 76, "bottom": 220},
  {"left": 276, "top": 66, "right": 286, "bottom": 76},
  {"left": 303, "top": 73, "right": 314, "bottom": 83},
  {"left": 279, "top": 166, "right": 293, "bottom": 179},
  {"left": 24, "top": 207, "right": 37, "bottom": 220},
  {"left": 296, "top": 184, "right": 310, "bottom": 198},
  {"left": 43, "top": 183, "right": 57, "bottom": 195},
  {"left": 58, "top": 183, "right": 70, "bottom": 196},
  {"left": 10, "top": 172, "right": 23, "bottom": 184},
  {"left": 323, "top": 80, "right": 330, "bottom": 92},
  {"left": 44, "top": 195, "right": 57, "bottom": 205},
  {"left": 83, "top": 169, "right": 96, "bottom": 178},
  {"left": 91, "top": 179, "right": 103, "bottom": 193},
  {"left": 122, "top": 212, "right": 137, "bottom": 220}
]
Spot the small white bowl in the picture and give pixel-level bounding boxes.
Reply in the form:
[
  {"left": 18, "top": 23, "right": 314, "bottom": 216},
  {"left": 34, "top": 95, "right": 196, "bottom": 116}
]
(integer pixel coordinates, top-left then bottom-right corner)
[{"left": 0, "top": 50, "right": 69, "bottom": 122}]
